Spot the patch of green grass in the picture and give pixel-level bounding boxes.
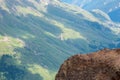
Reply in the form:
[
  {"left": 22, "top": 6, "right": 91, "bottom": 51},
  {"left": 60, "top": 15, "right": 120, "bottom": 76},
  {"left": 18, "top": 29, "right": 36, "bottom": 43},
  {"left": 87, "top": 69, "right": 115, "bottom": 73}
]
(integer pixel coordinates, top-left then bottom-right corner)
[
  {"left": 15, "top": 6, "right": 43, "bottom": 17},
  {"left": 0, "top": 36, "right": 24, "bottom": 56},
  {"left": 49, "top": 20, "right": 86, "bottom": 40},
  {"left": 0, "top": 0, "right": 9, "bottom": 12},
  {"left": 28, "top": 64, "right": 56, "bottom": 80}
]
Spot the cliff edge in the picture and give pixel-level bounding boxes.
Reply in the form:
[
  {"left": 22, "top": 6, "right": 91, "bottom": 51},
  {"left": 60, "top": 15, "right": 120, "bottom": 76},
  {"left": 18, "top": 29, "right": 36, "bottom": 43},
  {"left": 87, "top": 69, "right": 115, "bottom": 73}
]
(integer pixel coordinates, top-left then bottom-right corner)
[{"left": 56, "top": 48, "right": 120, "bottom": 80}]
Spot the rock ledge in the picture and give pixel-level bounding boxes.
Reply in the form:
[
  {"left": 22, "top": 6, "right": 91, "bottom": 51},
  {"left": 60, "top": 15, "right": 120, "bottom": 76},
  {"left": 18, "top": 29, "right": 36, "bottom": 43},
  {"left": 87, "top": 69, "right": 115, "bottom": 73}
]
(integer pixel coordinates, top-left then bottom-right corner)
[{"left": 56, "top": 48, "right": 120, "bottom": 80}]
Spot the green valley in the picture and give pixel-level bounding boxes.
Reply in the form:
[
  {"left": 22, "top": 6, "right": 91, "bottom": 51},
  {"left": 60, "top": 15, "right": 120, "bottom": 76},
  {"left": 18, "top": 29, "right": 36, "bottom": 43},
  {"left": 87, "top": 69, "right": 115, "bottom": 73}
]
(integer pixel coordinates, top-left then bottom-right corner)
[{"left": 0, "top": 0, "right": 120, "bottom": 80}]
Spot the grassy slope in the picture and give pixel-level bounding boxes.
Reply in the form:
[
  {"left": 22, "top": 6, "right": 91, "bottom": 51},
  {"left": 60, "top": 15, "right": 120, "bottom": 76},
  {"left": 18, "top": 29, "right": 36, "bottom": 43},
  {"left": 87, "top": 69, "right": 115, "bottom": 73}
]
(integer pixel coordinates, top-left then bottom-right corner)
[{"left": 0, "top": 0, "right": 120, "bottom": 80}]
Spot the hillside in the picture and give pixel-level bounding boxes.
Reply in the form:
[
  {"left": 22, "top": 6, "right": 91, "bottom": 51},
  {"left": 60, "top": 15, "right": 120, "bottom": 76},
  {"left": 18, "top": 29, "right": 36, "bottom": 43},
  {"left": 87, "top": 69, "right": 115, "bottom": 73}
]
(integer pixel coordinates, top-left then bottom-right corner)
[
  {"left": 62, "top": 0, "right": 120, "bottom": 22},
  {"left": 61, "top": 0, "right": 120, "bottom": 13},
  {"left": 0, "top": 0, "right": 120, "bottom": 80},
  {"left": 109, "top": 8, "right": 120, "bottom": 22}
]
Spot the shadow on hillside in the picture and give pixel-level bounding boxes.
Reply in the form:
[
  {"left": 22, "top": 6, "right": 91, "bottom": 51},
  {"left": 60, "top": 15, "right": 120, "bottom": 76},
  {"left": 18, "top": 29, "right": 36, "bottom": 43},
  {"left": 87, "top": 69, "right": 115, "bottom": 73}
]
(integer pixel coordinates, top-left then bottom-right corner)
[
  {"left": 0, "top": 7, "right": 120, "bottom": 78},
  {"left": 0, "top": 55, "right": 43, "bottom": 80}
]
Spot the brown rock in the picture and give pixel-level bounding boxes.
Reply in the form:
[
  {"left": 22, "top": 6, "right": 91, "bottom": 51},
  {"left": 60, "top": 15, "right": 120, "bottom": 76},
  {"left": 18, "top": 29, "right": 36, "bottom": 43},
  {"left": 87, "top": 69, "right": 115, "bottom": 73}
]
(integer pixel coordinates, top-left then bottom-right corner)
[{"left": 55, "top": 48, "right": 120, "bottom": 80}]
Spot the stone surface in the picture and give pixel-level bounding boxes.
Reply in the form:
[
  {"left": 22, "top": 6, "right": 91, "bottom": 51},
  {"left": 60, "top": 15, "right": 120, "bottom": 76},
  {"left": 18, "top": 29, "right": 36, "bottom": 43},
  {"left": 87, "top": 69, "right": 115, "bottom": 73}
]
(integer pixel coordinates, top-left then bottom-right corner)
[{"left": 55, "top": 48, "right": 120, "bottom": 80}]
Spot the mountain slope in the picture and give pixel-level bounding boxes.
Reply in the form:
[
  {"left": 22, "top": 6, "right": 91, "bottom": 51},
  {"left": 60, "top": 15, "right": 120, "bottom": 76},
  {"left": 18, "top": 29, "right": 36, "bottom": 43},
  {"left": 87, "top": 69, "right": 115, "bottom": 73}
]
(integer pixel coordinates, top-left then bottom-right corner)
[
  {"left": 0, "top": 0, "right": 120, "bottom": 80},
  {"left": 62, "top": 0, "right": 120, "bottom": 22},
  {"left": 61, "top": 0, "right": 120, "bottom": 13},
  {"left": 109, "top": 8, "right": 120, "bottom": 22}
]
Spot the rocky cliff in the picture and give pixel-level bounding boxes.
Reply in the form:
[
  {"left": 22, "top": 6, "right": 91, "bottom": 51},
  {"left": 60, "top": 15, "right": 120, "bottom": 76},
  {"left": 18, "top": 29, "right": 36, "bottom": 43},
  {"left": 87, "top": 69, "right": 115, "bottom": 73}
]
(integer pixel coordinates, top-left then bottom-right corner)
[{"left": 55, "top": 48, "right": 120, "bottom": 80}]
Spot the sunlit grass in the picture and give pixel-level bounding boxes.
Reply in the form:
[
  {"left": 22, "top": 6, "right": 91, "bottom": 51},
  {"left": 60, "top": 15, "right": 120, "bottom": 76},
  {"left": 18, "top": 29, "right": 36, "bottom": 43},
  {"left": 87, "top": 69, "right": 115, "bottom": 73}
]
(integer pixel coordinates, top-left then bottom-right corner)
[
  {"left": 0, "top": 0, "right": 9, "bottom": 12},
  {"left": 50, "top": 20, "right": 86, "bottom": 40},
  {"left": 21, "top": 33, "right": 35, "bottom": 39},
  {"left": 28, "top": 64, "right": 56, "bottom": 80},
  {"left": 0, "top": 36, "right": 24, "bottom": 56},
  {"left": 15, "top": 6, "right": 44, "bottom": 17}
]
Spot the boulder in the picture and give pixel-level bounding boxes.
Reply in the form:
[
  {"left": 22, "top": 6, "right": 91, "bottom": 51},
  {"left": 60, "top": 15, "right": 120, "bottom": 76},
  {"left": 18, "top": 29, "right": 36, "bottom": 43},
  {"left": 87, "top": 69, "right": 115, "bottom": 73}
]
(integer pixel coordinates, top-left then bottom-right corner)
[{"left": 56, "top": 48, "right": 120, "bottom": 80}]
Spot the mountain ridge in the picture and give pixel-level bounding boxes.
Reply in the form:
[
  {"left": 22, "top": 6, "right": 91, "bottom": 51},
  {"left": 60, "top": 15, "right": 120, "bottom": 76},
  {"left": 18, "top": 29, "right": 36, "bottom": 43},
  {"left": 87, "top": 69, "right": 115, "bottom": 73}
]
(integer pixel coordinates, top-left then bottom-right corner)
[{"left": 61, "top": 0, "right": 120, "bottom": 22}]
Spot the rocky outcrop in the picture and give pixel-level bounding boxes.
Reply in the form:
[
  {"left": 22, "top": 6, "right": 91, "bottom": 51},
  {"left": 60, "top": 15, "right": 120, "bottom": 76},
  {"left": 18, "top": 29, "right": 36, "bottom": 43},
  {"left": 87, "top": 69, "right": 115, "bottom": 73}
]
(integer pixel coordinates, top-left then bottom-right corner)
[{"left": 55, "top": 48, "right": 120, "bottom": 80}]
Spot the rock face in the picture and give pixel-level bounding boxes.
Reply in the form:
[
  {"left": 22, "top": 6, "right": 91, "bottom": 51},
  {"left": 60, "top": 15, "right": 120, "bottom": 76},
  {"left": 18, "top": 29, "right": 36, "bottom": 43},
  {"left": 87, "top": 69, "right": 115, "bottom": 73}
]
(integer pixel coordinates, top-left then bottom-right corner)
[{"left": 55, "top": 49, "right": 120, "bottom": 80}]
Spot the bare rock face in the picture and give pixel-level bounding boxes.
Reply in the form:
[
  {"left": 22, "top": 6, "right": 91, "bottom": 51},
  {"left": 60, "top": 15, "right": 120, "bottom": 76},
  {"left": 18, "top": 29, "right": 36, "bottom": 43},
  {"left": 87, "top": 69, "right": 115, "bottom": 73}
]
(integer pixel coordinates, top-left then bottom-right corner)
[{"left": 55, "top": 49, "right": 120, "bottom": 80}]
